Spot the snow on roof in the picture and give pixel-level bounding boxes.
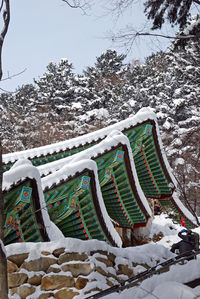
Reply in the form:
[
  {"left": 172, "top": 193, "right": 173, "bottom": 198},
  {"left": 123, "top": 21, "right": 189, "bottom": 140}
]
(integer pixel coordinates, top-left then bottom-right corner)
[
  {"left": 154, "top": 119, "right": 177, "bottom": 188},
  {"left": 3, "top": 107, "right": 177, "bottom": 189},
  {"left": 3, "top": 159, "right": 39, "bottom": 191},
  {"left": 42, "top": 159, "right": 122, "bottom": 247},
  {"left": 3, "top": 159, "right": 64, "bottom": 241},
  {"left": 3, "top": 106, "right": 177, "bottom": 192},
  {"left": 40, "top": 130, "right": 152, "bottom": 217},
  {"left": 2, "top": 108, "right": 156, "bottom": 163}
]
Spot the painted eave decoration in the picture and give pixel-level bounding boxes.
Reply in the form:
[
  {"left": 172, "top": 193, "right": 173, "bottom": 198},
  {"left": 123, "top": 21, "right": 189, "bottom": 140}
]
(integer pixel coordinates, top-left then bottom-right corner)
[{"left": 2, "top": 108, "right": 197, "bottom": 247}]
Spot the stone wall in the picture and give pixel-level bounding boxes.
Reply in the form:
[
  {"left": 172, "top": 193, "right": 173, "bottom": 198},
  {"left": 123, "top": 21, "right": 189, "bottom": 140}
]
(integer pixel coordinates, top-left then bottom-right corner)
[{"left": 7, "top": 247, "right": 142, "bottom": 299}]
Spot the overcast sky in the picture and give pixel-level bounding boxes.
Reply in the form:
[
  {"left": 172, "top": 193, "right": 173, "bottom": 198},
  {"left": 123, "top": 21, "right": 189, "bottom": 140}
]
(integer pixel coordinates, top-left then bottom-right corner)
[{"left": 0, "top": 0, "right": 177, "bottom": 92}]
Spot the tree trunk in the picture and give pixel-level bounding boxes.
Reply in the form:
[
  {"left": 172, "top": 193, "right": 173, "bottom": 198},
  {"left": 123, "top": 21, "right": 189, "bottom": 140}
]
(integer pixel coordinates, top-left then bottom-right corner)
[
  {"left": 0, "top": 2, "right": 11, "bottom": 298},
  {"left": 0, "top": 140, "right": 8, "bottom": 299}
]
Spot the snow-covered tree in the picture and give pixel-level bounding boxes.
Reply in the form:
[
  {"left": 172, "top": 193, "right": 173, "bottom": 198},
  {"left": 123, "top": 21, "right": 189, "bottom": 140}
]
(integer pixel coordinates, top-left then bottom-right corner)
[
  {"left": 0, "top": 1, "right": 94, "bottom": 297},
  {"left": 120, "top": 17, "right": 200, "bottom": 213},
  {"left": 0, "top": 23, "right": 199, "bottom": 216},
  {"left": 144, "top": 0, "right": 199, "bottom": 29},
  {"left": 84, "top": 50, "right": 127, "bottom": 123},
  {"left": 35, "top": 59, "right": 74, "bottom": 107}
]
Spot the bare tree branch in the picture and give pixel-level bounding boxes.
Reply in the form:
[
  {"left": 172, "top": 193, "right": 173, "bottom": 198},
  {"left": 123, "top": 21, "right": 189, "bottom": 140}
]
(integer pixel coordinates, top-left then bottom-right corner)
[
  {"left": 61, "top": 0, "right": 83, "bottom": 8},
  {"left": 103, "top": 0, "right": 139, "bottom": 18},
  {"left": 0, "top": 66, "right": 26, "bottom": 94},
  {"left": 61, "top": 0, "right": 91, "bottom": 13},
  {"left": 193, "top": 0, "right": 200, "bottom": 5},
  {"left": 173, "top": 161, "right": 200, "bottom": 226},
  {"left": 109, "top": 24, "right": 200, "bottom": 51},
  {"left": 0, "top": 1, "right": 10, "bottom": 298},
  {"left": 0, "top": 68, "right": 27, "bottom": 82},
  {"left": 134, "top": 32, "right": 199, "bottom": 40},
  {"left": 0, "top": 0, "right": 4, "bottom": 12},
  {"left": 0, "top": 86, "right": 13, "bottom": 93},
  {"left": 0, "top": 0, "right": 10, "bottom": 81},
  {"left": 111, "top": 27, "right": 199, "bottom": 43}
]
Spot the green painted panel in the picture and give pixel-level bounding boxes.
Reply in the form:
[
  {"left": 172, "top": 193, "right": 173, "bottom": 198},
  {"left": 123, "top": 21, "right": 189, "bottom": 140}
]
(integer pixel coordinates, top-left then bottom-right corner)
[
  {"left": 44, "top": 172, "right": 110, "bottom": 244},
  {"left": 98, "top": 148, "right": 147, "bottom": 227},
  {"left": 3, "top": 119, "right": 186, "bottom": 238},
  {"left": 3, "top": 181, "right": 44, "bottom": 245}
]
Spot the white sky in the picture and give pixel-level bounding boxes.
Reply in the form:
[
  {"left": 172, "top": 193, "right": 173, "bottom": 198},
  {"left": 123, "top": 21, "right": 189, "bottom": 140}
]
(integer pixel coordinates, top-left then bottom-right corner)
[{"left": 1, "top": 0, "right": 177, "bottom": 92}]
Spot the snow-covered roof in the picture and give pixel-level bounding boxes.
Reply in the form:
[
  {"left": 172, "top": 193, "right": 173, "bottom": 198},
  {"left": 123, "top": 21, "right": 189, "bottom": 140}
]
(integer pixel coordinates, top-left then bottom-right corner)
[
  {"left": 39, "top": 130, "right": 152, "bottom": 217},
  {"left": 3, "top": 159, "right": 64, "bottom": 242},
  {"left": 3, "top": 107, "right": 177, "bottom": 190},
  {"left": 2, "top": 108, "right": 152, "bottom": 161},
  {"left": 42, "top": 159, "right": 122, "bottom": 247}
]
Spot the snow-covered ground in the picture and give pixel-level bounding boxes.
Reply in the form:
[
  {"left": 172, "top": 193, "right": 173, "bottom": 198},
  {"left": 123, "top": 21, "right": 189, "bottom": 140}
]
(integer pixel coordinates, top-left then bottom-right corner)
[
  {"left": 104, "top": 214, "right": 200, "bottom": 299},
  {"left": 6, "top": 214, "right": 200, "bottom": 299}
]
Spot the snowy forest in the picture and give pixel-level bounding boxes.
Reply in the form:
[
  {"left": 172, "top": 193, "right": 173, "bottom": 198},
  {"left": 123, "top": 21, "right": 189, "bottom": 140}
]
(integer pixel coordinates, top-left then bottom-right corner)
[
  {"left": 0, "top": 0, "right": 200, "bottom": 297},
  {"left": 0, "top": 15, "right": 200, "bottom": 217}
]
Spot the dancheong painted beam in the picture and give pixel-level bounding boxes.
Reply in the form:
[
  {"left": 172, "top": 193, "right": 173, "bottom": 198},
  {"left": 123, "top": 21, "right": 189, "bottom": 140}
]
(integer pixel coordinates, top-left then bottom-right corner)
[
  {"left": 2, "top": 108, "right": 198, "bottom": 247},
  {"left": 2, "top": 109, "right": 176, "bottom": 204},
  {"left": 2, "top": 161, "right": 62, "bottom": 246},
  {"left": 38, "top": 131, "right": 152, "bottom": 245},
  {"left": 41, "top": 159, "right": 122, "bottom": 247}
]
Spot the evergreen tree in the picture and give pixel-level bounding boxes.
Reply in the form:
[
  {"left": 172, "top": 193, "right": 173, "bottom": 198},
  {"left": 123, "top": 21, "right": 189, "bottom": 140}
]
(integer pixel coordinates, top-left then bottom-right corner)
[
  {"left": 34, "top": 59, "right": 74, "bottom": 107},
  {"left": 0, "top": 24, "right": 199, "bottom": 214},
  {"left": 121, "top": 18, "right": 200, "bottom": 212},
  {"left": 84, "top": 50, "right": 127, "bottom": 123},
  {"left": 144, "top": 0, "right": 199, "bottom": 30},
  {"left": 10, "top": 84, "right": 37, "bottom": 113}
]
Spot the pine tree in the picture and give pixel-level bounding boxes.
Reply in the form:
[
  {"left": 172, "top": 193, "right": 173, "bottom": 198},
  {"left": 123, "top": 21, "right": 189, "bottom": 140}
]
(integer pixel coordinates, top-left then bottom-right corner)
[
  {"left": 84, "top": 50, "right": 127, "bottom": 123},
  {"left": 34, "top": 59, "right": 74, "bottom": 107},
  {"left": 144, "top": 0, "right": 198, "bottom": 29}
]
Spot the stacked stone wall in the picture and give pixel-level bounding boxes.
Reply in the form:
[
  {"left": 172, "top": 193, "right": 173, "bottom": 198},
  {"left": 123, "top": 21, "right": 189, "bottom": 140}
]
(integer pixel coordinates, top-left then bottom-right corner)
[{"left": 7, "top": 247, "right": 141, "bottom": 299}]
